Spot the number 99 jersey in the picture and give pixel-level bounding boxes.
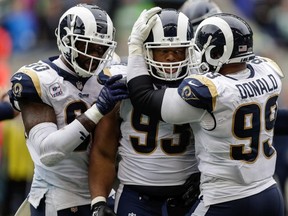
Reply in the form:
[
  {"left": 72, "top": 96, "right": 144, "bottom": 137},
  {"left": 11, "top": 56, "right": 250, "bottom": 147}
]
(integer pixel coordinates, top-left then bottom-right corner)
[{"left": 176, "top": 56, "right": 283, "bottom": 206}]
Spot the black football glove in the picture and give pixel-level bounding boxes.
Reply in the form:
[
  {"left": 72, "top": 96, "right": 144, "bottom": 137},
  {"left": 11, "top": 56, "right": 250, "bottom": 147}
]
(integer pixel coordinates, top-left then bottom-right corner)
[
  {"left": 182, "top": 172, "right": 201, "bottom": 207},
  {"left": 92, "top": 201, "right": 116, "bottom": 216},
  {"left": 96, "top": 74, "right": 129, "bottom": 115}
]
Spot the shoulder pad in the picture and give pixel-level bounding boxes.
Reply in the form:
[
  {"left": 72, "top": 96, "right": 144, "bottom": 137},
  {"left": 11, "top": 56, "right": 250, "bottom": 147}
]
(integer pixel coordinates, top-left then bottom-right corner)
[
  {"left": 10, "top": 68, "right": 42, "bottom": 104},
  {"left": 261, "top": 57, "right": 284, "bottom": 78},
  {"left": 178, "top": 74, "right": 218, "bottom": 112}
]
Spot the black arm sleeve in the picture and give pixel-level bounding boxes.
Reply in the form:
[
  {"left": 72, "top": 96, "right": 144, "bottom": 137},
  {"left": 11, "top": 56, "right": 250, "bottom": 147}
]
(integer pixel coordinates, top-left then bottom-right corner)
[
  {"left": 274, "top": 109, "right": 288, "bottom": 135},
  {"left": 128, "top": 75, "right": 165, "bottom": 120},
  {"left": 0, "top": 102, "right": 15, "bottom": 121}
]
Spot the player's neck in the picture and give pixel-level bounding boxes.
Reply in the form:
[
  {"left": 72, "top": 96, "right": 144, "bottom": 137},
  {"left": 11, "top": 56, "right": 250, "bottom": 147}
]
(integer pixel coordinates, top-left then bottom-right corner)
[
  {"left": 60, "top": 55, "right": 75, "bottom": 73},
  {"left": 219, "top": 63, "right": 247, "bottom": 76}
]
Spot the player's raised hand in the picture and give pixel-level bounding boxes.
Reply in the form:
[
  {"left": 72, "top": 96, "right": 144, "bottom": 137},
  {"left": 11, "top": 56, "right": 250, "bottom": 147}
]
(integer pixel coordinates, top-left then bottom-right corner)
[{"left": 128, "top": 7, "right": 161, "bottom": 55}]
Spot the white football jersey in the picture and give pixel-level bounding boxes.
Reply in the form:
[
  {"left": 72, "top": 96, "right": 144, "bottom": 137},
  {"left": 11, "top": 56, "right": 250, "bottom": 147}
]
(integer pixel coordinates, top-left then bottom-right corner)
[
  {"left": 112, "top": 65, "right": 199, "bottom": 186},
  {"left": 171, "top": 57, "right": 283, "bottom": 205},
  {"left": 10, "top": 56, "right": 106, "bottom": 210}
]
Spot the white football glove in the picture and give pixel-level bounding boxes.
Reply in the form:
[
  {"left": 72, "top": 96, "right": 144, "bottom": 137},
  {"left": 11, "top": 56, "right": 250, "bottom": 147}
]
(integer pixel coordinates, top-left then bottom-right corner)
[{"left": 128, "top": 7, "right": 161, "bottom": 56}]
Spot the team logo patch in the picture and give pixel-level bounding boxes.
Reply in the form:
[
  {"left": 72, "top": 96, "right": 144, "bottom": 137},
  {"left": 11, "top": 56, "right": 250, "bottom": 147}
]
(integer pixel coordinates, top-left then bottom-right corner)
[
  {"left": 49, "top": 83, "right": 62, "bottom": 97},
  {"left": 180, "top": 85, "right": 199, "bottom": 101},
  {"left": 12, "top": 83, "right": 23, "bottom": 97}
]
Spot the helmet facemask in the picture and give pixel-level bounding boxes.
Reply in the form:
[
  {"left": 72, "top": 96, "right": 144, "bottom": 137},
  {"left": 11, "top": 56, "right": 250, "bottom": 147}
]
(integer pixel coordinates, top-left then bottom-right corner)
[
  {"left": 68, "top": 34, "right": 116, "bottom": 77},
  {"left": 144, "top": 41, "right": 190, "bottom": 81},
  {"left": 144, "top": 9, "right": 194, "bottom": 82},
  {"left": 56, "top": 4, "right": 117, "bottom": 78}
]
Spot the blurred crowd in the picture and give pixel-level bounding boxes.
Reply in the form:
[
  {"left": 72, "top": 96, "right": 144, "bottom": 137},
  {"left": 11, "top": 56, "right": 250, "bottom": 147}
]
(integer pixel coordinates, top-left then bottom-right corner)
[
  {"left": 0, "top": 0, "right": 288, "bottom": 52},
  {"left": 234, "top": 0, "right": 288, "bottom": 47},
  {"left": 0, "top": 0, "right": 287, "bottom": 215}
]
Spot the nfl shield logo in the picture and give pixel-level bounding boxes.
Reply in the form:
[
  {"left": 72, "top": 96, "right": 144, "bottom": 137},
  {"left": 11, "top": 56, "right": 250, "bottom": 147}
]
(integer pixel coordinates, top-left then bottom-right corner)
[{"left": 76, "top": 81, "right": 83, "bottom": 90}]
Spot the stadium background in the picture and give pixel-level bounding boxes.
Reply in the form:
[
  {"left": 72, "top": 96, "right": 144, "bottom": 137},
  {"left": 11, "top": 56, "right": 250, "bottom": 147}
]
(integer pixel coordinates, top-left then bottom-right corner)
[{"left": 0, "top": 0, "right": 287, "bottom": 215}]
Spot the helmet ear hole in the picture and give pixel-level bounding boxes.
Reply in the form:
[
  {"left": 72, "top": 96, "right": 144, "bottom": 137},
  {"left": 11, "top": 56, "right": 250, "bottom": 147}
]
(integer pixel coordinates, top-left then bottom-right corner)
[{"left": 210, "top": 46, "right": 223, "bottom": 59}]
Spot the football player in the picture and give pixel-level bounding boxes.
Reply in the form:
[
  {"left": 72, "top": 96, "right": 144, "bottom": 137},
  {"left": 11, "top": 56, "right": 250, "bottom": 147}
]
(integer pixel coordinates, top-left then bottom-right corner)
[
  {"left": 127, "top": 8, "right": 285, "bottom": 216},
  {"left": 8, "top": 4, "right": 128, "bottom": 215},
  {"left": 89, "top": 9, "right": 200, "bottom": 216},
  {"left": 179, "top": 0, "right": 222, "bottom": 31}
]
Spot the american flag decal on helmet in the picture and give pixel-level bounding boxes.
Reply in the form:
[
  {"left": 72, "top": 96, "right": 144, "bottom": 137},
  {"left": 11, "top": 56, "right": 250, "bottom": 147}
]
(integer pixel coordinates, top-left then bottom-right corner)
[{"left": 239, "top": 45, "right": 247, "bottom": 52}]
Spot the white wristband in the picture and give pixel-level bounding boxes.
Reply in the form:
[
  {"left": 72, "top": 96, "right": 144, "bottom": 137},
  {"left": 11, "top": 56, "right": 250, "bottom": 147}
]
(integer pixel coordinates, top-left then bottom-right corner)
[
  {"left": 84, "top": 104, "right": 103, "bottom": 124},
  {"left": 91, "top": 196, "right": 107, "bottom": 207}
]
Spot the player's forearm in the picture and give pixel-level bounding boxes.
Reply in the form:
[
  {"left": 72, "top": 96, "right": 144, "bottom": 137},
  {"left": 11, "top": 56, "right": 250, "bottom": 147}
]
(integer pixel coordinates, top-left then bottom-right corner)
[
  {"left": 28, "top": 119, "right": 91, "bottom": 166},
  {"left": 161, "top": 88, "right": 206, "bottom": 124},
  {"left": 90, "top": 162, "right": 117, "bottom": 216},
  {"left": 127, "top": 56, "right": 206, "bottom": 123},
  {"left": 127, "top": 55, "right": 149, "bottom": 81},
  {"left": 89, "top": 108, "right": 120, "bottom": 199},
  {"left": 89, "top": 158, "right": 116, "bottom": 199},
  {"left": 89, "top": 141, "right": 117, "bottom": 203}
]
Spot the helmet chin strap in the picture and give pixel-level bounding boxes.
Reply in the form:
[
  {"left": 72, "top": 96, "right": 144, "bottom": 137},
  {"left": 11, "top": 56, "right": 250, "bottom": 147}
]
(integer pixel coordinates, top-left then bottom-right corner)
[
  {"left": 214, "top": 61, "right": 224, "bottom": 73},
  {"left": 199, "top": 62, "right": 209, "bottom": 73},
  {"left": 197, "top": 35, "right": 213, "bottom": 73},
  {"left": 201, "top": 35, "right": 221, "bottom": 72},
  {"left": 200, "top": 35, "right": 212, "bottom": 57}
]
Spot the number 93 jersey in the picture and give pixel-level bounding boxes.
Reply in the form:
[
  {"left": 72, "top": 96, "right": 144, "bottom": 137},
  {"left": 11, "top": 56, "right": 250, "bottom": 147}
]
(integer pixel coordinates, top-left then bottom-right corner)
[{"left": 116, "top": 66, "right": 199, "bottom": 186}]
